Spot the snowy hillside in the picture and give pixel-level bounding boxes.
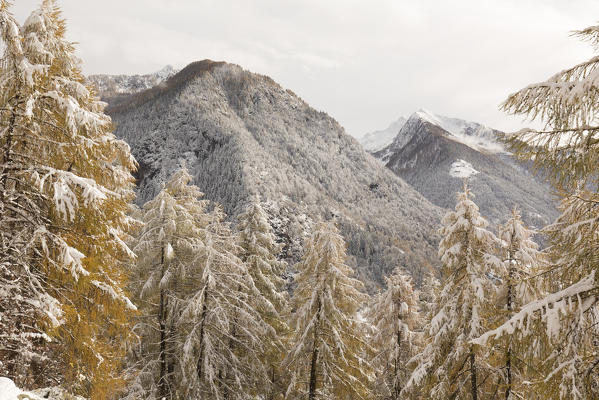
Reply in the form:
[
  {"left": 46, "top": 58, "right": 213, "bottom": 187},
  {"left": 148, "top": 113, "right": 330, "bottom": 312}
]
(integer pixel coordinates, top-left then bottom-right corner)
[
  {"left": 372, "top": 111, "right": 558, "bottom": 227},
  {"left": 103, "top": 60, "right": 445, "bottom": 287}
]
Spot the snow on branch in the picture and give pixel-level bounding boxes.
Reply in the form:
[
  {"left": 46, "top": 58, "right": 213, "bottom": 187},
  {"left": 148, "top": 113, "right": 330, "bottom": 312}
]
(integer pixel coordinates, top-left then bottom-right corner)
[
  {"left": 91, "top": 280, "right": 137, "bottom": 311},
  {"left": 472, "top": 272, "right": 596, "bottom": 346},
  {"left": 38, "top": 167, "right": 111, "bottom": 221}
]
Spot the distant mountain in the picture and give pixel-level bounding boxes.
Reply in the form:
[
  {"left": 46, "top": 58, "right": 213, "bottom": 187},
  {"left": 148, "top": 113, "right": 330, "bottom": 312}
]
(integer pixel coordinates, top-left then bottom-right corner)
[
  {"left": 371, "top": 110, "right": 558, "bottom": 228},
  {"left": 95, "top": 60, "right": 445, "bottom": 288},
  {"left": 360, "top": 117, "right": 407, "bottom": 152},
  {"left": 89, "top": 65, "right": 178, "bottom": 107}
]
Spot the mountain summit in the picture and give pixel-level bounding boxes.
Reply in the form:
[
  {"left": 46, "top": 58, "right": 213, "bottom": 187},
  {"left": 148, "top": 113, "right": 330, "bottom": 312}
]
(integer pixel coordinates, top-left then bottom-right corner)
[
  {"left": 368, "top": 110, "right": 558, "bottom": 227},
  {"left": 97, "top": 60, "right": 445, "bottom": 287}
]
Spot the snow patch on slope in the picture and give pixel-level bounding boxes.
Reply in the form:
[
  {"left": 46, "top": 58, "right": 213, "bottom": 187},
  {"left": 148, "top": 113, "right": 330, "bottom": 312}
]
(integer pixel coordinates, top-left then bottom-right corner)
[{"left": 449, "top": 159, "right": 479, "bottom": 178}]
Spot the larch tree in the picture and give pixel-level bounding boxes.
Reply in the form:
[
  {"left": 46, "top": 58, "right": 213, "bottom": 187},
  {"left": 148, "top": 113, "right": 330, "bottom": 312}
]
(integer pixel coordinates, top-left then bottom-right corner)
[
  {"left": 178, "top": 203, "right": 270, "bottom": 400},
  {"left": 285, "top": 221, "right": 374, "bottom": 400},
  {"left": 126, "top": 167, "right": 210, "bottom": 400},
  {"left": 405, "top": 185, "right": 501, "bottom": 400},
  {"left": 475, "top": 21, "right": 599, "bottom": 399},
  {"left": 477, "top": 194, "right": 599, "bottom": 399},
  {"left": 0, "top": 1, "right": 137, "bottom": 396},
  {"left": 494, "top": 208, "right": 544, "bottom": 399},
  {"left": 0, "top": 1, "right": 61, "bottom": 385},
  {"left": 367, "top": 267, "right": 420, "bottom": 400},
  {"left": 236, "top": 195, "right": 289, "bottom": 399}
]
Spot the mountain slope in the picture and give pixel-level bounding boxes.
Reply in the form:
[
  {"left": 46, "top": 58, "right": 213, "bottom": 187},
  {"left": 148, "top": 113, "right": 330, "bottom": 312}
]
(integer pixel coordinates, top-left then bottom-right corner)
[
  {"left": 100, "top": 60, "right": 445, "bottom": 287},
  {"left": 373, "top": 111, "right": 558, "bottom": 228}
]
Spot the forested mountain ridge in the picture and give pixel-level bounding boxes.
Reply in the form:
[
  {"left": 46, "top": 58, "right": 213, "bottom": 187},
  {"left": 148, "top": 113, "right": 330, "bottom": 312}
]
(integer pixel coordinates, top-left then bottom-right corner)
[
  {"left": 97, "top": 60, "right": 445, "bottom": 287},
  {"left": 370, "top": 110, "right": 559, "bottom": 228}
]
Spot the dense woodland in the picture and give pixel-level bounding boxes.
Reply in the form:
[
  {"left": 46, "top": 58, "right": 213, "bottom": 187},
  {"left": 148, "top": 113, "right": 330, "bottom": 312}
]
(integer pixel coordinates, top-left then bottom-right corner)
[{"left": 1, "top": 1, "right": 599, "bottom": 399}]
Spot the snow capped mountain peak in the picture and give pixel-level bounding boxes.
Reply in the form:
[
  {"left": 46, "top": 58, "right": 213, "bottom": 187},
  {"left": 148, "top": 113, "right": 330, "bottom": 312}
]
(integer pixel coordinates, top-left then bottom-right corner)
[
  {"left": 413, "top": 108, "right": 442, "bottom": 125},
  {"left": 411, "top": 110, "right": 504, "bottom": 154},
  {"left": 365, "top": 109, "right": 505, "bottom": 156},
  {"left": 371, "top": 108, "right": 557, "bottom": 228},
  {"left": 359, "top": 116, "right": 407, "bottom": 152}
]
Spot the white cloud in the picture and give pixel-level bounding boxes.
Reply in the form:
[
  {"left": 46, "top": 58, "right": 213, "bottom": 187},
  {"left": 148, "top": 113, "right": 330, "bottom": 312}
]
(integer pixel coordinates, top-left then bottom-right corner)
[{"left": 10, "top": 0, "right": 599, "bottom": 137}]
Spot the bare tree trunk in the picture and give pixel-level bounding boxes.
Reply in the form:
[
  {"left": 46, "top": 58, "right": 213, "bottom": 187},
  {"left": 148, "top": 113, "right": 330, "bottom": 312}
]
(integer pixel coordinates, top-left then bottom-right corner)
[
  {"left": 195, "top": 285, "right": 209, "bottom": 382},
  {"left": 308, "top": 297, "right": 322, "bottom": 400},
  {"left": 308, "top": 345, "right": 319, "bottom": 400},
  {"left": 394, "top": 328, "right": 402, "bottom": 400},
  {"left": 167, "top": 273, "right": 178, "bottom": 392},
  {"left": 158, "top": 247, "right": 168, "bottom": 399},
  {"left": 505, "top": 237, "right": 515, "bottom": 400},
  {"left": 470, "top": 350, "right": 478, "bottom": 400},
  {"left": 268, "top": 366, "right": 276, "bottom": 400}
]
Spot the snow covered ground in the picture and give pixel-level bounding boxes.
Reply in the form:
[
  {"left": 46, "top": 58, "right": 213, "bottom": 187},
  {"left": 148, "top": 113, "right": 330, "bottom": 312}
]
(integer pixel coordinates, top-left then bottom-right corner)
[
  {"left": 0, "top": 377, "right": 86, "bottom": 400},
  {"left": 0, "top": 377, "right": 38, "bottom": 400}
]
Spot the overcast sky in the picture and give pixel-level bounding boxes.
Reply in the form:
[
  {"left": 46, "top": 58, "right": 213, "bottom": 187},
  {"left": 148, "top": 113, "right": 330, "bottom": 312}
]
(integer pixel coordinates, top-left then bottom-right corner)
[{"left": 11, "top": 0, "right": 599, "bottom": 137}]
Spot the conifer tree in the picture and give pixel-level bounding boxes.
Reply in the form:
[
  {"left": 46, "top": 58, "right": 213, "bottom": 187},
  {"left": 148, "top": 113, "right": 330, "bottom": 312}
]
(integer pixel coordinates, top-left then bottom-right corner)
[
  {"left": 494, "top": 208, "right": 544, "bottom": 399},
  {"left": 478, "top": 194, "right": 599, "bottom": 399},
  {"left": 127, "top": 169, "right": 273, "bottom": 400},
  {"left": 236, "top": 196, "right": 289, "bottom": 399},
  {"left": 178, "top": 203, "right": 270, "bottom": 399},
  {"left": 367, "top": 267, "right": 420, "bottom": 400},
  {"left": 285, "top": 221, "right": 374, "bottom": 400},
  {"left": 406, "top": 185, "right": 501, "bottom": 399},
  {"left": 476, "top": 21, "right": 599, "bottom": 399},
  {"left": 126, "top": 167, "right": 209, "bottom": 400},
  {"left": 0, "top": 1, "right": 137, "bottom": 395}
]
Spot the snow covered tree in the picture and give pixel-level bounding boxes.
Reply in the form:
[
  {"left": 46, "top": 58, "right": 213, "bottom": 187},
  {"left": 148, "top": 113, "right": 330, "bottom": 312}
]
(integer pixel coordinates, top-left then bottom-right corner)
[
  {"left": 0, "top": 1, "right": 137, "bottom": 395},
  {"left": 475, "top": 22, "right": 599, "bottom": 399},
  {"left": 126, "top": 167, "right": 209, "bottom": 400},
  {"left": 285, "top": 221, "right": 374, "bottom": 400},
  {"left": 127, "top": 169, "right": 274, "bottom": 400},
  {"left": 493, "top": 208, "right": 545, "bottom": 399},
  {"left": 477, "top": 193, "right": 599, "bottom": 399},
  {"left": 367, "top": 267, "right": 420, "bottom": 400},
  {"left": 178, "top": 203, "right": 270, "bottom": 399},
  {"left": 501, "top": 24, "right": 599, "bottom": 194},
  {"left": 405, "top": 185, "right": 501, "bottom": 399},
  {"left": 236, "top": 196, "right": 289, "bottom": 399}
]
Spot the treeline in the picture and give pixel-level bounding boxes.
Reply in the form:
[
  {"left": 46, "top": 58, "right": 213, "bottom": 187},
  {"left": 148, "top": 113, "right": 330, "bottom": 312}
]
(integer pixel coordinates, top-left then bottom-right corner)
[{"left": 2, "top": 1, "right": 599, "bottom": 400}]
